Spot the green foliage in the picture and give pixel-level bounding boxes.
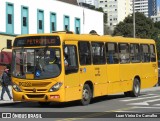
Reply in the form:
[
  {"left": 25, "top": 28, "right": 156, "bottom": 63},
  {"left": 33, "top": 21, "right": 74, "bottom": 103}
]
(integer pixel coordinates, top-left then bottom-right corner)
[
  {"left": 154, "top": 21, "right": 160, "bottom": 29},
  {"left": 113, "top": 12, "right": 160, "bottom": 59},
  {"left": 113, "top": 12, "right": 155, "bottom": 39}
]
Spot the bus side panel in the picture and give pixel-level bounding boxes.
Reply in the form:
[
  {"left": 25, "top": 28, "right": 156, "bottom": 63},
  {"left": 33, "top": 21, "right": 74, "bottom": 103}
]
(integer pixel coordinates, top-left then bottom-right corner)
[
  {"left": 141, "top": 63, "right": 158, "bottom": 89},
  {"left": 92, "top": 65, "right": 108, "bottom": 96},
  {"left": 79, "top": 65, "right": 108, "bottom": 98},
  {"left": 107, "top": 64, "right": 121, "bottom": 94},
  {"left": 119, "top": 64, "right": 133, "bottom": 92},
  {"left": 64, "top": 72, "right": 81, "bottom": 101}
]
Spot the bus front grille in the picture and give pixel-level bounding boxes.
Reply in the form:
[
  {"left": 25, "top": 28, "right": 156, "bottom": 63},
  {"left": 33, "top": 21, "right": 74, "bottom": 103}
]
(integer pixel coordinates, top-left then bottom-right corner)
[
  {"left": 23, "top": 89, "right": 47, "bottom": 93},
  {"left": 26, "top": 94, "right": 45, "bottom": 98}
]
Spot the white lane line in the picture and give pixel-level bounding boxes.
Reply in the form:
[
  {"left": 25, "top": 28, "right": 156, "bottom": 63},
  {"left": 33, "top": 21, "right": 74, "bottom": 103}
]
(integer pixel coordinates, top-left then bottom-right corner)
[
  {"left": 121, "top": 95, "right": 160, "bottom": 102},
  {"left": 128, "top": 98, "right": 160, "bottom": 106},
  {"left": 132, "top": 106, "right": 160, "bottom": 109},
  {"left": 153, "top": 104, "right": 160, "bottom": 106}
]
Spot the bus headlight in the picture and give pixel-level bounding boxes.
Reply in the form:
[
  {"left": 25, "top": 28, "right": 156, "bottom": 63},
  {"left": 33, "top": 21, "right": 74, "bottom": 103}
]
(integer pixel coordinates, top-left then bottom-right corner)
[
  {"left": 12, "top": 83, "right": 22, "bottom": 92},
  {"left": 49, "top": 82, "right": 63, "bottom": 92}
]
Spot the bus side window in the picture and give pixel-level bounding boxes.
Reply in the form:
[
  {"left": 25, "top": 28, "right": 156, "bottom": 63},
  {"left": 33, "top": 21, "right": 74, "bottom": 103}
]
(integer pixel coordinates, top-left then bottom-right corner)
[
  {"left": 141, "top": 44, "right": 150, "bottom": 63},
  {"left": 130, "top": 44, "right": 141, "bottom": 63},
  {"left": 150, "top": 44, "right": 156, "bottom": 62},
  {"left": 91, "top": 42, "right": 106, "bottom": 65},
  {"left": 78, "top": 41, "right": 91, "bottom": 65},
  {"left": 64, "top": 45, "right": 78, "bottom": 74},
  {"left": 106, "top": 42, "right": 119, "bottom": 64},
  {"left": 119, "top": 43, "right": 130, "bottom": 63}
]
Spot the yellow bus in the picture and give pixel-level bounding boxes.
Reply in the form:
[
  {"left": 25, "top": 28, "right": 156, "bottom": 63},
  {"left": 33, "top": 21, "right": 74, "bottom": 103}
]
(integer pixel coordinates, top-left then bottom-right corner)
[{"left": 11, "top": 31, "right": 158, "bottom": 106}]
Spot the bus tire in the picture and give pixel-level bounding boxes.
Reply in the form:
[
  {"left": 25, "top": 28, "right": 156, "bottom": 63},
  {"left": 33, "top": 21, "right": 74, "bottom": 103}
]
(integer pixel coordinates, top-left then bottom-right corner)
[
  {"left": 38, "top": 102, "right": 50, "bottom": 107},
  {"left": 80, "top": 84, "right": 92, "bottom": 106},
  {"left": 130, "top": 78, "right": 140, "bottom": 97}
]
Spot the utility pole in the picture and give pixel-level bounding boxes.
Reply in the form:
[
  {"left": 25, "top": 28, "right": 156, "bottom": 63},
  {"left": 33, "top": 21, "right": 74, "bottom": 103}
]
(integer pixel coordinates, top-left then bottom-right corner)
[{"left": 133, "top": 0, "right": 135, "bottom": 38}]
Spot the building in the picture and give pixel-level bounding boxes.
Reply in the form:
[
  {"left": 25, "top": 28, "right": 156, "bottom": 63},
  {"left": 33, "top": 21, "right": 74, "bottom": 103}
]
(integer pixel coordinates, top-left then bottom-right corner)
[
  {"left": 148, "top": 0, "right": 157, "bottom": 17},
  {"left": 151, "top": 13, "right": 160, "bottom": 22},
  {"left": 96, "top": 0, "right": 157, "bottom": 29},
  {"left": 0, "top": 0, "right": 103, "bottom": 66},
  {"left": 151, "top": 7, "right": 160, "bottom": 22},
  {"left": 58, "top": 0, "right": 78, "bottom": 5},
  {"left": 131, "top": 0, "right": 157, "bottom": 17},
  {"left": 78, "top": 0, "right": 97, "bottom": 6},
  {"left": 98, "top": 0, "right": 131, "bottom": 30}
]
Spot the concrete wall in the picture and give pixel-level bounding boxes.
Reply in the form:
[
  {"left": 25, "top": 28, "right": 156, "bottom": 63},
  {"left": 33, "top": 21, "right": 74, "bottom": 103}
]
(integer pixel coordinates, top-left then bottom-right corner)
[{"left": 0, "top": 0, "right": 103, "bottom": 35}]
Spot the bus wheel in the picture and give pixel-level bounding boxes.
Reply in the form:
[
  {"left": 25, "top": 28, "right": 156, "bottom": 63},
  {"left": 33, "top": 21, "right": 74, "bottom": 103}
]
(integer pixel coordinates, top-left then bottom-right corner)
[
  {"left": 38, "top": 102, "right": 50, "bottom": 107},
  {"left": 130, "top": 78, "right": 140, "bottom": 97},
  {"left": 80, "top": 84, "right": 92, "bottom": 106}
]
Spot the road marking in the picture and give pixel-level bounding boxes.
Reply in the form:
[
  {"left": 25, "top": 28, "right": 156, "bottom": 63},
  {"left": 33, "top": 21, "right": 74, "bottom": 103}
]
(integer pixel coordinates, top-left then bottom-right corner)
[
  {"left": 120, "top": 94, "right": 159, "bottom": 102},
  {"left": 132, "top": 106, "right": 160, "bottom": 109},
  {"left": 153, "top": 104, "right": 160, "bottom": 106},
  {"left": 128, "top": 98, "right": 160, "bottom": 106}
]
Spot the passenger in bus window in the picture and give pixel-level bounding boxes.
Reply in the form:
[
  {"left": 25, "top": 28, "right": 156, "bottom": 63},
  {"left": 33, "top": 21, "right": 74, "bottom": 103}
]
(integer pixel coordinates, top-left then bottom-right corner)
[{"left": 64, "top": 53, "right": 68, "bottom": 66}]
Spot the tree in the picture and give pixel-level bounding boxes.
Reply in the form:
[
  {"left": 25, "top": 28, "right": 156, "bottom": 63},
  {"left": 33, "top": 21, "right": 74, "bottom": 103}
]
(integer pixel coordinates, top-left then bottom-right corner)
[
  {"left": 154, "top": 21, "right": 160, "bottom": 30},
  {"left": 113, "top": 12, "right": 155, "bottom": 39}
]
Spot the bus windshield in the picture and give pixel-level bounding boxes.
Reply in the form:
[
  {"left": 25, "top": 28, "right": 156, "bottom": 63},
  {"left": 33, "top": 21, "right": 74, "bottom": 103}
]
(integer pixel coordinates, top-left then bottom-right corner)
[{"left": 12, "top": 47, "right": 61, "bottom": 79}]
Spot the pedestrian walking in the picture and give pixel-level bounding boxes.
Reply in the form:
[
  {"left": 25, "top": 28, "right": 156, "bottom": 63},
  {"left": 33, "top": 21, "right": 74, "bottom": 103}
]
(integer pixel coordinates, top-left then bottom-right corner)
[{"left": 0, "top": 68, "right": 12, "bottom": 100}]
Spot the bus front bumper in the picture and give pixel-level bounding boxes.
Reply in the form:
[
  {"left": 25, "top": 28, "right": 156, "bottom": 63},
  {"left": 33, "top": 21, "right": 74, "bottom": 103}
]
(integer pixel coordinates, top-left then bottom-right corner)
[{"left": 12, "top": 90, "right": 64, "bottom": 102}]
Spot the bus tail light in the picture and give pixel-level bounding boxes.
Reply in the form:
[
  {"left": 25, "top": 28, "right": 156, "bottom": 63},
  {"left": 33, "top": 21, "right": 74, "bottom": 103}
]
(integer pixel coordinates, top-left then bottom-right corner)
[
  {"left": 49, "top": 82, "right": 63, "bottom": 92},
  {"left": 12, "top": 83, "right": 22, "bottom": 92}
]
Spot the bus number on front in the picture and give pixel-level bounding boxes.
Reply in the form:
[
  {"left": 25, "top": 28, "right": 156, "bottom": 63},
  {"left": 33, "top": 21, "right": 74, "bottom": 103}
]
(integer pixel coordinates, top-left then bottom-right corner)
[{"left": 19, "top": 82, "right": 32, "bottom": 87}]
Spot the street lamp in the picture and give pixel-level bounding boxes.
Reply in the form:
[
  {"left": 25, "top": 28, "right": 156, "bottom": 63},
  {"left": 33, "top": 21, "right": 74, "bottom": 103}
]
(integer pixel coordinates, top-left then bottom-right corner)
[{"left": 133, "top": 0, "right": 135, "bottom": 38}]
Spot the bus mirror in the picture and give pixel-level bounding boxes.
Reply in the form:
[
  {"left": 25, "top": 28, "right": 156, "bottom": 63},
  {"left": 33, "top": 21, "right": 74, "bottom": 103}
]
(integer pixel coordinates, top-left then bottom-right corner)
[{"left": 7, "top": 39, "right": 12, "bottom": 49}]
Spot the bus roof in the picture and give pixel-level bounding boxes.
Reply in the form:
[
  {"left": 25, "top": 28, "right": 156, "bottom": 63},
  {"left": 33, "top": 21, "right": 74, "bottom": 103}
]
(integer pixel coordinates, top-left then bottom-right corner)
[{"left": 15, "top": 32, "right": 155, "bottom": 45}]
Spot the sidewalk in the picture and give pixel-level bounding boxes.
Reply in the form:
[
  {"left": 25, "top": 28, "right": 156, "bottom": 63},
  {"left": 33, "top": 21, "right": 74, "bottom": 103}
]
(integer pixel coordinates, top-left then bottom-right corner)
[{"left": 0, "top": 85, "right": 15, "bottom": 104}]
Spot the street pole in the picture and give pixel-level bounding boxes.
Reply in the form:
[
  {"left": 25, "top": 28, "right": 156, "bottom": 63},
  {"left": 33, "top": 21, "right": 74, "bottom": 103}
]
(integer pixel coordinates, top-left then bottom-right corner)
[{"left": 133, "top": 0, "right": 135, "bottom": 38}]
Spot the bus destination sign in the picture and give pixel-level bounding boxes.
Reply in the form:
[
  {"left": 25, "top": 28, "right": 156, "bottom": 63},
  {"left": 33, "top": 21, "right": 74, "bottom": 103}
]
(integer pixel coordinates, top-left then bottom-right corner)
[{"left": 13, "top": 36, "right": 60, "bottom": 47}]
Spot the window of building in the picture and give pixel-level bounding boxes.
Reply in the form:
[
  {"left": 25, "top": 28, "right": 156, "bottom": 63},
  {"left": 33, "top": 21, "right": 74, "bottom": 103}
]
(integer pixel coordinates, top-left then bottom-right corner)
[
  {"left": 21, "top": 6, "right": 29, "bottom": 34},
  {"left": 150, "top": 44, "right": 156, "bottom": 62},
  {"left": 75, "top": 18, "right": 80, "bottom": 34},
  {"left": 37, "top": 10, "right": 44, "bottom": 33},
  {"left": 141, "top": 44, "right": 150, "bottom": 62},
  {"left": 64, "top": 15, "right": 70, "bottom": 31},
  {"left": 130, "top": 44, "right": 141, "bottom": 63},
  {"left": 91, "top": 42, "right": 106, "bottom": 65},
  {"left": 6, "top": 3, "right": 14, "bottom": 34},
  {"left": 78, "top": 41, "right": 91, "bottom": 65},
  {"left": 50, "top": 12, "right": 56, "bottom": 32},
  {"left": 106, "top": 43, "right": 119, "bottom": 64},
  {"left": 23, "top": 17, "right": 27, "bottom": 26},
  {"left": 119, "top": 43, "right": 130, "bottom": 63},
  {"left": 39, "top": 20, "right": 42, "bottom": 29},
  {"left": 8, "top": 14, "right": 12, "bottom": 24}
]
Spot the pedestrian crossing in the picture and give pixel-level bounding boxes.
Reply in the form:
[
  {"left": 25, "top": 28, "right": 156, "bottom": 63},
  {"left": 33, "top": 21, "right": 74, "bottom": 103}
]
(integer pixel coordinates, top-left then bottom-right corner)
[{"left": 120, "top": 93, "right": 160, "bottom": 107}]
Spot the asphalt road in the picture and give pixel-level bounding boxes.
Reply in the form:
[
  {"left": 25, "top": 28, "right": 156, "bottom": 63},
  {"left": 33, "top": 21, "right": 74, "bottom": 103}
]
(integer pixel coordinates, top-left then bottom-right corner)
[{"left": 0, "top": 87, "right": 160, "bottom": 121}]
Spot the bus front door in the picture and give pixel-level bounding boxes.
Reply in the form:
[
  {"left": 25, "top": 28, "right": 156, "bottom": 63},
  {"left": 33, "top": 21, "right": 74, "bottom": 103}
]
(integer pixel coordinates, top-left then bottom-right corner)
[{"left": 64, "top": 41, "right": 80, "bottom": 101}]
